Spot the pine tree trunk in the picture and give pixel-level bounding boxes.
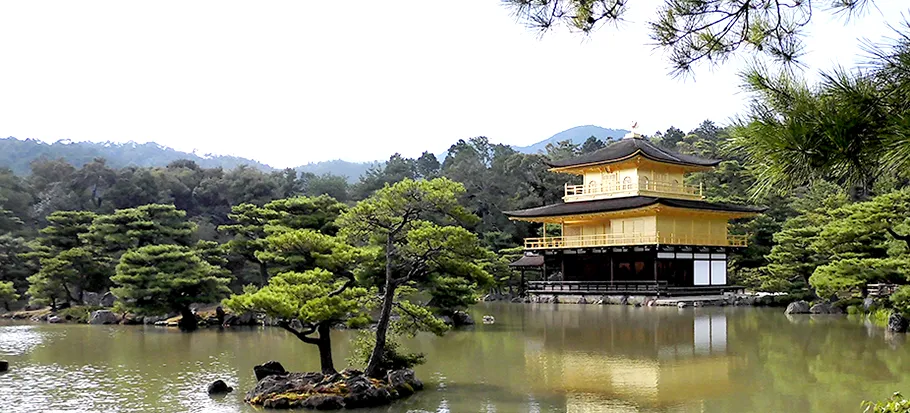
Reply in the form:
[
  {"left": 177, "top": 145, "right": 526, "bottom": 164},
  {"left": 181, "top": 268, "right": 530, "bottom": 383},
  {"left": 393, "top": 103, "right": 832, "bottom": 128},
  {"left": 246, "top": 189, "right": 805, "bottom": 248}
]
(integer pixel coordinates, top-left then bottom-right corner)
[
  {"left": 365, "top": 244, "right": 396, "bottom": 378},
  {"left": 178, "top": 305, "right": 198, "bottom": 332},
  {"left": 317, "top": 323, "right": 336, "bottom": 375},
  {"left": 259, "top": 262, "right": 269, "bottom": 285}
]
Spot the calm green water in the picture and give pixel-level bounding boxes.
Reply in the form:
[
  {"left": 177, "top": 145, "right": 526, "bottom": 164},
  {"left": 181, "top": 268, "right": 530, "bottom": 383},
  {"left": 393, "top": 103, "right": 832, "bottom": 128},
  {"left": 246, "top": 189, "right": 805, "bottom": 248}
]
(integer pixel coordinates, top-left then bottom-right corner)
[{"left": 1, "top": 303, "right": 908, "bottom": 412}]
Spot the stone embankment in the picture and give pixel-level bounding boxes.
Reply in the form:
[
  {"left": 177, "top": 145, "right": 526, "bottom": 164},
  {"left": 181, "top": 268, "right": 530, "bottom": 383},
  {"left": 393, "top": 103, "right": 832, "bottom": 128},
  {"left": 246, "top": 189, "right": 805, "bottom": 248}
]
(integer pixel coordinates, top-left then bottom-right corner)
[
  {"left": 1, "top": 302, "right": 262, "bottom": 328},
  {"left": 244, "top": 361, "right": 423, "bottom": 410},
  {"left": 505, "top": 292, "right": 792, "bottom": 307}
]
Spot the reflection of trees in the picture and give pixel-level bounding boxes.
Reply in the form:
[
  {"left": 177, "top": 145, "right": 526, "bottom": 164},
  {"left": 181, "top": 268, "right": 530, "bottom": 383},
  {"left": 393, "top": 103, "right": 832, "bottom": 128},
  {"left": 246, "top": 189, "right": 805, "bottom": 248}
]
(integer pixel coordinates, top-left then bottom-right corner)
[
  {"left": 13, "top": 305, "right": 910, "bottom": 412},
  {"left": 709, "top": 310, "right": 910, "bottom": 413}
]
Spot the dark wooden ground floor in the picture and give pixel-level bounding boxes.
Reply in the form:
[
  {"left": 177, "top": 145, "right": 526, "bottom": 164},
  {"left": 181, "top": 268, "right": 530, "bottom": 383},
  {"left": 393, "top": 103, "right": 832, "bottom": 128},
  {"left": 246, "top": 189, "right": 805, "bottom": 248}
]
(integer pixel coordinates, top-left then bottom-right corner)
[{"left": 525, "top": 244, "right": 738, "bottom": 295}]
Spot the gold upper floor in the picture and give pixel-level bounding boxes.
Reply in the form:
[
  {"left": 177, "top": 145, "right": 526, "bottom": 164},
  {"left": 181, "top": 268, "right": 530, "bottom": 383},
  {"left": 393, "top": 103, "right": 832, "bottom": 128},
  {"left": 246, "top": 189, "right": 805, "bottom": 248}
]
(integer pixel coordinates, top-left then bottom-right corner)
[{"left": 556, "top": 156, "right": 709, "bottom": 202}]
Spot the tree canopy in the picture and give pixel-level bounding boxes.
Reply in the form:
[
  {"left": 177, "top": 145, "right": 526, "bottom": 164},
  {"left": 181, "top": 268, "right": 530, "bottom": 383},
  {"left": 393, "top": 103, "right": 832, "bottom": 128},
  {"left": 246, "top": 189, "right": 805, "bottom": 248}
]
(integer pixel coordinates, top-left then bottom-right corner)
[
  {"left": 112, "top": 244, "right": 232, "bottom": 331},
  {"left": 505, "top": 0, "right": 878, "bottom": 75}
]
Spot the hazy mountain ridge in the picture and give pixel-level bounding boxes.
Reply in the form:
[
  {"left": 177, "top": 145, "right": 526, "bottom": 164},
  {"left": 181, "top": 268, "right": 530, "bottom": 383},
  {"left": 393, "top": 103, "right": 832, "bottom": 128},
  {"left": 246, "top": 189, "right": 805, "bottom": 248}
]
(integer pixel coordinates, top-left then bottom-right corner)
[
  {"left": 512, "top": 125, "right": 629, "bottom": 154},
  {"left": 0, "top": 125, "right": 627, "bottom": 182},
  {"left": 0, "top": 137, "right": 276, "bottom": 174}
]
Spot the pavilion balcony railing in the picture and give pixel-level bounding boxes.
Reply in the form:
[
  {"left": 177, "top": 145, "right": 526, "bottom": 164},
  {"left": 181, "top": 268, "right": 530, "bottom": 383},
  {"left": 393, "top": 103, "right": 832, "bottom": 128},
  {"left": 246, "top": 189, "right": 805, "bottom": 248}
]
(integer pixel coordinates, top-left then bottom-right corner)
[
  {"left": 523, "top": 232, "right": 748, "bottom": 250},
  {"left": 564, "top": 178, "right": 703, "bottom": 202},
  {"left": 527, "top": 280, "right": 668, "bottom": 295}
]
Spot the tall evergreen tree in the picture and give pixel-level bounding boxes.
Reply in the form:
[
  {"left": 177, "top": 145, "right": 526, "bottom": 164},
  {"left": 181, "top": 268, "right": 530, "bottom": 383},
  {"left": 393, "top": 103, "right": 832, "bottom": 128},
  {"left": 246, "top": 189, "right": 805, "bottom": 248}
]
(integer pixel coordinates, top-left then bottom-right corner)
[{"left": 112, "top": 244, "right": 232, "bottom": 331}]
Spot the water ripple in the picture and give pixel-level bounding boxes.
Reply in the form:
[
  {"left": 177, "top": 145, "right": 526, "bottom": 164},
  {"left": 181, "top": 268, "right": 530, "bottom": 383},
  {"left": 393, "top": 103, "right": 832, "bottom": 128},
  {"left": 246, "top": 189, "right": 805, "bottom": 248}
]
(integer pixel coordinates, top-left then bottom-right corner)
[{"left": 0, "top": 325, "right": 46, "bottom": 355}]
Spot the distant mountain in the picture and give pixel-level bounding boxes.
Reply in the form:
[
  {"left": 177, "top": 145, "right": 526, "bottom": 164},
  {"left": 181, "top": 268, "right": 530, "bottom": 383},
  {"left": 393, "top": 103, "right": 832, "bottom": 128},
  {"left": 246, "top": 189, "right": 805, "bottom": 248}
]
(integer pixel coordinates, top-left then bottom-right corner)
[
  {"left": 0, "top": 137, "right": 275, "bottom": 175},
  {"left": 0, "top": 125, "right": 628, "bottom": 183},
  {"left": 512, "top": 125, "right": 629, "bottom": 154},
  {"left": 297, "top": 160, "right": 379, "bottom": 182}
]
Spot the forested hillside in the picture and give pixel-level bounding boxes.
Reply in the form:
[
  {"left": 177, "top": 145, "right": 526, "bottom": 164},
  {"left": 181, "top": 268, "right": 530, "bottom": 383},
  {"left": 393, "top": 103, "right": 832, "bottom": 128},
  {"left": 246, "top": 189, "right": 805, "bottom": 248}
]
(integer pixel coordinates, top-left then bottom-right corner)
[
  {"left": 1, "top": 125, "right": 628, "bottom": 184},
  {"left": 0, "top": 138, "right": 275, "bottom": 174}
]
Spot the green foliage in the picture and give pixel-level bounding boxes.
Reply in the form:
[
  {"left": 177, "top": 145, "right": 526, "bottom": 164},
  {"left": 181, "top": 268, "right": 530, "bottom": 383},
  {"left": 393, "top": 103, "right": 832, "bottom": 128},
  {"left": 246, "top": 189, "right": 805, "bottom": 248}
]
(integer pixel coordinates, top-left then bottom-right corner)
[
  {"left": 0, "top": 235, "right": 31, "bottom": 292},
  {"left": 891, "top": 286, "right": 910, "bottom": 317},
  {"left": 803, "top": 189, "right": 910, "bottom": 298},
  {"left": 112, "top": 244, "right": 232, "bottom": 316},
  {"left": 26, "top": 247, "right": 112, "bottom": 306},
  {"left": 863, "top": 392, "right": 910, "bottom": 413},
  {"left": 350, "top": 331, "right": 426, "bottom": 371},
  {"left": 264, "top": 195, "right": 346, "bottom": 236},
  {"left": 27, "top": 210, "right": 98, "bottom": 257},
  {"left": 811, "top": 258, "right": 910, "bottom": 299},
  {"left": 0, "top": 281, "right": 19, "bottom": 310},
  {"left": 731, "top": 35, "right": 910, "bottom": 199},
  {"left": 224, "top": 268, "right": 369, "bottom": 325},
  {"left": 219, "top": 195, "right": 347, "bottom": 282},
  {"left": 761, "top": 182, "right": 848, "bottom": 292},
  {"left": 505, "top": 0, "right": 873, "bottom": 75},
  {"left": 85, "top": 204, "right": 196, "bottom": 254}
]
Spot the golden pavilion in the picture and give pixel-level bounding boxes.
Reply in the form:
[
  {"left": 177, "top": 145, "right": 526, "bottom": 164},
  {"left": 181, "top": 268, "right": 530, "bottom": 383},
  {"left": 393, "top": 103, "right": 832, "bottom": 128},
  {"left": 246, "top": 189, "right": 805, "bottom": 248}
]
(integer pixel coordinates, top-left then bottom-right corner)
[{"left": 504, "top": 130, "right": 764, "bottom": 296}]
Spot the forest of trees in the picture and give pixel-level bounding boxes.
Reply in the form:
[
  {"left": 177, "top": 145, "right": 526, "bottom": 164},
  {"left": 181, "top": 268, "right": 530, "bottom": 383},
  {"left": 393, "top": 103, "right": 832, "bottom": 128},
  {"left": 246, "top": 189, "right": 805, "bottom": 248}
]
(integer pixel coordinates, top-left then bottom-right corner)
[{"left": 2, "top": 109, "right": 910, "bottom": 308}]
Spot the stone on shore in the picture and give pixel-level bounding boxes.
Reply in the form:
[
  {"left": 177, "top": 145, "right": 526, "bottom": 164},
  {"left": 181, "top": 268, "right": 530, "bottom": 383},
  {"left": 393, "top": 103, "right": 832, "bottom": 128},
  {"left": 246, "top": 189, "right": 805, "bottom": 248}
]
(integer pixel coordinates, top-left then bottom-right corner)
[
  {"left": 207, "top": 379, "right": 233, "bottom": 395},
  {"left": 888, "top": 313, "right": 908, "bottom": 333},
  {"left": 100, "top": 292, "right": 116, "bottom": 307},
  {"left": 82, "top": 292, "right": 102, "bottom": 307},
  {"left": 785, "top": 300, "right": 811, "bottom": 315},
  {"left": 253, "top": 360, "right": 287, "bottom": 381},
  {"left": 809, "top": 303, "right": 845, "bottom": 315},
  {"left": 224, "top": 312, "right": 256, "bottom": 326},
  {"left": 47, "top": 315, "right": 62, "bottom": 323},
  {"left": 0, "top": 360, "right": 8, "bottom": 372},
  {"left": 863, "top": 297, "right": 877, "bottom": 312},
  {"left": 89, "top": 310, "right": 120, "bottom": 325}
]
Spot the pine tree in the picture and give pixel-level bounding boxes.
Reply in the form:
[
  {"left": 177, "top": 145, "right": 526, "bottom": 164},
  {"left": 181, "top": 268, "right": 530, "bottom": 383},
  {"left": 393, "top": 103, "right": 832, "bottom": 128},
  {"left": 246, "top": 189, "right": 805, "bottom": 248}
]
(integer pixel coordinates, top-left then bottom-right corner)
[
  {"left": 0, "top": 280, "right": 19, "bottom": 311},
  {"left": 338, "top": 178, "right": 492, "bottom": 377},
  {"left": 112, "top": 244, "right": 231, "bottom": 331}
]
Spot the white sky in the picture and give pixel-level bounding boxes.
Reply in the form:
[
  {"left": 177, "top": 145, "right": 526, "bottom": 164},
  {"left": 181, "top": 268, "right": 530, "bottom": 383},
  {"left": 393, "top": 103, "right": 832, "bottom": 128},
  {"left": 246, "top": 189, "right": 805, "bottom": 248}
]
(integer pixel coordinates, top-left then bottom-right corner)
[{"left": 0, "top": 1, "right": 905, "bottom": 167}]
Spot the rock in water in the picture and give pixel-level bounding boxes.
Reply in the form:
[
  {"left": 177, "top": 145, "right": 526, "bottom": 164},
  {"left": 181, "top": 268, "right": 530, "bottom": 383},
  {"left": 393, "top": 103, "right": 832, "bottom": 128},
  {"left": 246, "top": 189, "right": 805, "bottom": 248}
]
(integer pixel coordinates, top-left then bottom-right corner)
[
  {"left": 810, "top": 303, "right": 844, "bottom": 314},
  {"left": 784, "top": 300, "right": 811, "bottom": 315},
  {"left": 0, "top": 360, "right": 8, "bottom": 372},
  {"left": 387, "top": 369, "right": 424, "bottom": 397},
  {"left": 342, "top": 374, "right": 392, "bottom": 409},
  {"left": 89, "top": 310, "right": 120, "bottom": 325},
  {"left": 888, "top": 313, "right": 908, "bottom": 333},
  {"left": 207, "top": 379, "right": 233, "bottom": 395},
  {"left": 452, "top": 311, "right": 474, "bottom": 326},
  {"left": 303, "top": 395, "right": 344, "bottom": 410},
  {"left": 100, "top": 292, "right": 116, "bottom": 307},
  {"left": 253, "top": 361, "right": 287, "bottom": 381},
  {"left": 47, "top": 315, "right": 62, "bottom": 323}
]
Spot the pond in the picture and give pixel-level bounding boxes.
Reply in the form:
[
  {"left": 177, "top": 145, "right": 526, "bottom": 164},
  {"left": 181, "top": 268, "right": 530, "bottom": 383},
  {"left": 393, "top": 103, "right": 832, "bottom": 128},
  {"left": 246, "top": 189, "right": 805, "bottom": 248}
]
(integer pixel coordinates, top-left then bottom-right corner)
[{"left": 1, "top": 303, "right": 908, "bottom": 412}]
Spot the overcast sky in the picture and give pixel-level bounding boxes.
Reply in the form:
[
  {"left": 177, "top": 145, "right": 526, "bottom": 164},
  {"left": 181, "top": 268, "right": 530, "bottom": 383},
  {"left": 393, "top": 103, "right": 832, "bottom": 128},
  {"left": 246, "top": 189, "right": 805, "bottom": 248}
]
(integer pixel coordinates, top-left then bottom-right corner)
[{"left": 0, "top": 1, "right": 905, "bottom": 167}]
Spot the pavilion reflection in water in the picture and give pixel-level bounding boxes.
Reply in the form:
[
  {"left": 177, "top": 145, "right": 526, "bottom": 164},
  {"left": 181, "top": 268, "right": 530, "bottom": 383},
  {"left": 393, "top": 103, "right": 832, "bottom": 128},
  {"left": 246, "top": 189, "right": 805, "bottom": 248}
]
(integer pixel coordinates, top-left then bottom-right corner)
[{"left": 523, "top": 309, "right": 735, "bottom": 412}]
